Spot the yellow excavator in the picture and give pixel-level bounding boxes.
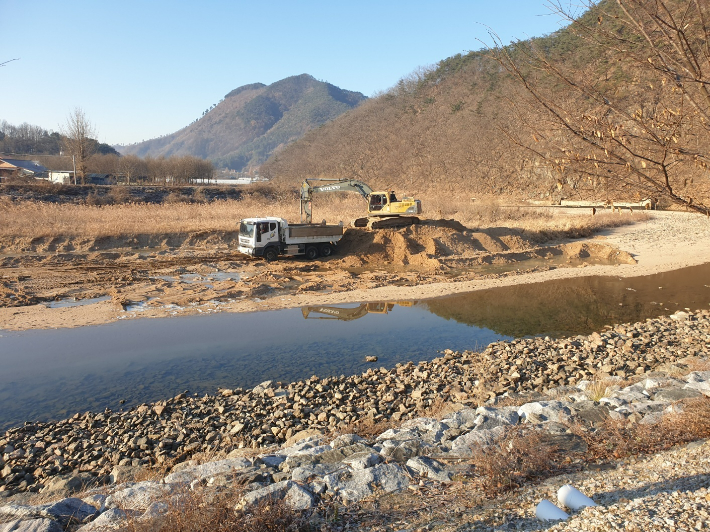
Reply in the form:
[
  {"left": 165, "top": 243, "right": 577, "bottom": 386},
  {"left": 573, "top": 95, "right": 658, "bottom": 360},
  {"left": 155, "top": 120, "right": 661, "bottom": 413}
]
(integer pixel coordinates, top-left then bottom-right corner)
[
  {"left": 301, "top": 301, "right": 416, "bottom": 321},
  {"left": 300, "top": 178, "right": 422, "bottom": 229}
]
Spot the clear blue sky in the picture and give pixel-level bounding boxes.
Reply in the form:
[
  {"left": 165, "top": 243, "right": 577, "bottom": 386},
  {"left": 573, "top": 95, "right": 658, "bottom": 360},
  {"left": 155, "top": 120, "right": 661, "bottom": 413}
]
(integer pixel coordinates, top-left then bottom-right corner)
[{"left": 1, "top": 1, "right": 570, "bottom": 146}]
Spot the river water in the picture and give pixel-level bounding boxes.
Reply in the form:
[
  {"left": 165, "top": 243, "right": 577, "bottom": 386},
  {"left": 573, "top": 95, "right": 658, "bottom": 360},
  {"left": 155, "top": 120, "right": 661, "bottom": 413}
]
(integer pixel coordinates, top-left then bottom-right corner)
[{"left": 1, "top": 262, "right": 709, "bottom": 431}]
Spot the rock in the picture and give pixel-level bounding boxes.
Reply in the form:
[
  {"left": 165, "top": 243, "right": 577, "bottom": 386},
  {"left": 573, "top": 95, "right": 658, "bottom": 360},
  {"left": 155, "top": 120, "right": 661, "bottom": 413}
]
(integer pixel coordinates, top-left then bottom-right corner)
[
  {"left": 0, "top": 519, "right": 64, "bottom": 532},
  {"left": 450, "top": 426, "right": 507, "bottom": 457},
  {"left": 108, "top": 465, "right": 144, "bottom": 485},
  {"left": 256, "top": 454, "right": 286, "bottom": 469},
  {"left": 652, "top": 387, "right": 701, "bottom": 402},
  {"left": 41, "top": 474, "right": 91, "bottom": 495},
  {"left": 518, "top": 401, "right": 573, "bottom": 424},
  {"left": 290, "top": 463, "right": 343, "bottom": 483},
  {"left": 406, "top": 457, "right": 453, "bottom": 483},
  {"left": 365, "top": 356, "right": 378, "bottom": 363},
  {"left": 441, "top": 408, "right": 480, "bottom": 430},
  {"left": 330, "top": 434, "right": 363, "bottom": 449},
  {"left": 74, "top": 508, "right": 128, "bottom": 531},
  {"left": 163, "top": 458, "right": 252, "bottom": 484},
  {"left": 238, "top": 480, "right": 314, "bottom": 511},
  {"left": 283, "top": 429, "right": 325, "bottom": 448},
  {"left": 684, "top": 371, "right": 710, "bottom": 396},
  {"left": 104, "top": 481, "right": 174, "bottom": 511},
  {"left": 341, "top": 452, "right": 382, "bottom": 470},
  {"left": 474, "top": 406, "right": 519, "bottom": 429},
  {"left": 323, "top": 463, "right": 409, "bottom": 503},
  {"left": 0, "top": 498, "right": 98, "bottom": 527}
]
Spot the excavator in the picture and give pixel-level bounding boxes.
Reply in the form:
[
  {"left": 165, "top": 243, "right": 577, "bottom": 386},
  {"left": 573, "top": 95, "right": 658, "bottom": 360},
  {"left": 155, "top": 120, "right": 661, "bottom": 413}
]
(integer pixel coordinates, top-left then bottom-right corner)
[
  {"left": 301, "top": 301, "right": 416, "bottom": 321},
  {"left": 300, "top": 178, "right": 422, "bottom": 229}
]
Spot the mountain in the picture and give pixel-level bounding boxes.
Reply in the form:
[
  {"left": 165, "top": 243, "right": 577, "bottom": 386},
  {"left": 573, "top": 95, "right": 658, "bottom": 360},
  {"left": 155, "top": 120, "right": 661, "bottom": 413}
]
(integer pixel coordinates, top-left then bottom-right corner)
[
  {"left": 117, "top": 75, "right": 366, "bottom": 171},
  {"left": 260, "top": 0, "right": 710, "bottom": 210}
]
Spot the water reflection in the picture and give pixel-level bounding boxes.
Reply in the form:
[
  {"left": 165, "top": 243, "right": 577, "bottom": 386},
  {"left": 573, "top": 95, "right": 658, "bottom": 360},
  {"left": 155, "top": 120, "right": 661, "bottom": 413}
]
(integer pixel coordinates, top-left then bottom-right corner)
[{"left": 425, "top": 262, "right": 710, "bottom": 337}]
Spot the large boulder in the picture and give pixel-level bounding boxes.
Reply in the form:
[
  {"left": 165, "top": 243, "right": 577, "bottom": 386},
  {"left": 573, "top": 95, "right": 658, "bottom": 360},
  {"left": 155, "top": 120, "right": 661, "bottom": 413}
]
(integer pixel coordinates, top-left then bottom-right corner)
[
  {"left": 0, "top": 519, "right": 63, "bottom": 532},
  {"left": 323, "top": 463, "right": 409, "bottom": 504},
  {"left": 237, "top": 481, "right": 314, "bottom": 511},
  {"left": 163, "top": 457, "right": 252, "bottom": 484},
  {"left": 406, "top": 457, "right": 453, "bottom": 483},
  {"left": 104, "top": 481, "right": 174, "bottom": 512},
  {"left": 0, "top": 498, "right": 98, "bottom": 527}
]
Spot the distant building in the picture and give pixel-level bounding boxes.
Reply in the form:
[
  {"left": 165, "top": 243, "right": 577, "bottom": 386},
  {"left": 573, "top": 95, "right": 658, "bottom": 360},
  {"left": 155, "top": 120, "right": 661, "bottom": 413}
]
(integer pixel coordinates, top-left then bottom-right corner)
[
  {"left": 0, "top": 158, "right": 49, "bottom": 181},
  {"left": 48, "top": 171, "right": 74, "bottom": 184},
  {"left": 85, "top": 173, "right": 115, "bottom": 185}
]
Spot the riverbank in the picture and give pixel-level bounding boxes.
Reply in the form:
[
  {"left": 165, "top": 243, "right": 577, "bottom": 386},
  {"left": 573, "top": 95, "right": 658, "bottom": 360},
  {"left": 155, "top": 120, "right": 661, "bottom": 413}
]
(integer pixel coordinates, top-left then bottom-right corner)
[
  {"left": 0, "top": 309, "right": 707, "bottom": 530},
  {"left": 1, "top": 308, "right": 707, "bottom": 496}
]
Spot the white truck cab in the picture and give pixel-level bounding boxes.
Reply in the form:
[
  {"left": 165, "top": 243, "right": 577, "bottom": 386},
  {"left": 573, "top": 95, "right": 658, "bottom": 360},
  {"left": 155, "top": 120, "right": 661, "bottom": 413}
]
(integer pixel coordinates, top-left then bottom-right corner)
[{"left": 238, "top": 217, "right": 344, "bottom": 261}]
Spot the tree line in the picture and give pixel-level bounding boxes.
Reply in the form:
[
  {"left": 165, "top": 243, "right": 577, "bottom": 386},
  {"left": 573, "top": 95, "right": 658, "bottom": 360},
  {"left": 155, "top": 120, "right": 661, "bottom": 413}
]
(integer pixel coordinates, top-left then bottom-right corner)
[
  {"left": 0, "top": 119, "right": 118, "bottom": 158},
  {"left": 2, "top": 112, "right": 214, "bottom": 185}
]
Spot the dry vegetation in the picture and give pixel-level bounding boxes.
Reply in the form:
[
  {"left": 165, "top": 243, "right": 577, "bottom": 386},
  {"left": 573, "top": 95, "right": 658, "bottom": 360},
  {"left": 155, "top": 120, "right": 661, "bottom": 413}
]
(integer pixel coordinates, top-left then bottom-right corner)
[
  {"left": 0, "top": 186, "right": 645, "bottom": 240},
  {"left": 93, "top": 397, "right": 710, "bottom": 532}
]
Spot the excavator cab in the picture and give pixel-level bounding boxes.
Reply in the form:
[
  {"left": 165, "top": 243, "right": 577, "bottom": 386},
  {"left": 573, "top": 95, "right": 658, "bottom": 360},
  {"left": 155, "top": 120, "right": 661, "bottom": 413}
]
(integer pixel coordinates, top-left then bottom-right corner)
[
  {"left": 369, "top": 193, "right": 388, "bottom": 212},
  {"left": 367, "top": 190, "right": 422, "bottom": 217}
]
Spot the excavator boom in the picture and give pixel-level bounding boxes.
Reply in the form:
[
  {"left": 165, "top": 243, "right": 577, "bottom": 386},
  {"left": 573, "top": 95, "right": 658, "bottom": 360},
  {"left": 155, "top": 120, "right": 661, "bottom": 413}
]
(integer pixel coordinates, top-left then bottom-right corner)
[{"left": 300, "top": 179, "right": 373, "bottom": 224}]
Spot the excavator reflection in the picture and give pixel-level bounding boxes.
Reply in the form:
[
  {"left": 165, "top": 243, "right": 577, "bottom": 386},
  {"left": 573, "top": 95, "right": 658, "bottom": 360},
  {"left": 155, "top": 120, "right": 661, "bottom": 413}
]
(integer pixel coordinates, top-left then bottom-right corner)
[{"left": 301, "top": 301, "right": 417, "bottom": 321}]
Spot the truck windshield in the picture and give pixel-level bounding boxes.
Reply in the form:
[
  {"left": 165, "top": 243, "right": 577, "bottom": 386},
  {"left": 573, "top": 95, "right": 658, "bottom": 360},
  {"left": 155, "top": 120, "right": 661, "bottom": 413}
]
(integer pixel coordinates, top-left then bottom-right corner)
[{"left": 239, "top": 221, "right": 255, "bottom": 238}]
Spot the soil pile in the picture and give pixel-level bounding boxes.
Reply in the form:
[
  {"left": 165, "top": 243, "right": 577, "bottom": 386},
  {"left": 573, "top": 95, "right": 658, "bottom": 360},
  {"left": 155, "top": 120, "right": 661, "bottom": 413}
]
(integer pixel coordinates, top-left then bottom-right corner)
[{"left": 334, "top": 221, "right": 634, "bottom": 271}]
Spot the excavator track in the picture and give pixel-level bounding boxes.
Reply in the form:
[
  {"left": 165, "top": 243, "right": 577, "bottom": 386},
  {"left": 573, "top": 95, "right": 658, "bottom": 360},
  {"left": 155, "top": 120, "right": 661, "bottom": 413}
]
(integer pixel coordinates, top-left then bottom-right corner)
[{"left": 352, "top": 216, "right": 421, "bottom": 230}]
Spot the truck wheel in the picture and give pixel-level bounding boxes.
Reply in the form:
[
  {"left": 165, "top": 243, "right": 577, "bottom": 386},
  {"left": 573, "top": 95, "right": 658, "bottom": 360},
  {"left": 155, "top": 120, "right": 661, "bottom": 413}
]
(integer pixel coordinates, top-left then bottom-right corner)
[
  {"left": 305, "top": 246, "right": 319, "bottom": 260},
  {"left": 264, "top": 248, "right": 278, "bottom": 262},
  {"left": 319, "top": 243, "right": 334, "bottom": 257}
]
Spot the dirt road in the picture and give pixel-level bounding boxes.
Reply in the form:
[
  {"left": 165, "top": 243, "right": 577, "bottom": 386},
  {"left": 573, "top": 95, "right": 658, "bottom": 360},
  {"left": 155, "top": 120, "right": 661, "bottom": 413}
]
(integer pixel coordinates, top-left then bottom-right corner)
[{"left": 1, "top": 211, "right": 708, "bottom": 331}]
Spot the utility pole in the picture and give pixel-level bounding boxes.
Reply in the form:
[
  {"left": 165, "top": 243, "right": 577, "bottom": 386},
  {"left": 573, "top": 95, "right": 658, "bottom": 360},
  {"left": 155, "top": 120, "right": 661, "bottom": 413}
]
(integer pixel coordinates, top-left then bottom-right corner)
[{"left": 72, "top": 155, "right": 77, "bottom": 185}]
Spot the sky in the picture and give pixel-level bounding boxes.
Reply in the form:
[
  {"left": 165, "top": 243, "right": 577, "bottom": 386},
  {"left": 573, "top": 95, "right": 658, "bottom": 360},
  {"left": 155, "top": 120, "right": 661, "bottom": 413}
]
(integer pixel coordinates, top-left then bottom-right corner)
[{"left": 1, "top": 1, "right": 573, "bottom": 146}]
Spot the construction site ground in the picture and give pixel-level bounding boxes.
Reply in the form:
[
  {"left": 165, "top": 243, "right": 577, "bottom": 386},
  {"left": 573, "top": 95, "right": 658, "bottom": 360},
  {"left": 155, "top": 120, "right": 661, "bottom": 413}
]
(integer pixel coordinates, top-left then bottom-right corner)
[{"left": 1, "top": 211, "right": 709, "bottom": 331}]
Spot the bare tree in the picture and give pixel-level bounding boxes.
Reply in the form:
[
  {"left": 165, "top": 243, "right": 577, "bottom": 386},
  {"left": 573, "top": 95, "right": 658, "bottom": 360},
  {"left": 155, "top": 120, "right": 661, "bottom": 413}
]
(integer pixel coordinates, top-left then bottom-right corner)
[
  {"left": 61, "top": 108, "right": 97, "bottom": 185},
  {"left": 116, "top": 154, "right": 145, "bottom": 185},
  {"left": 489, "top": 0, "right": 710, "bottom": 215}
]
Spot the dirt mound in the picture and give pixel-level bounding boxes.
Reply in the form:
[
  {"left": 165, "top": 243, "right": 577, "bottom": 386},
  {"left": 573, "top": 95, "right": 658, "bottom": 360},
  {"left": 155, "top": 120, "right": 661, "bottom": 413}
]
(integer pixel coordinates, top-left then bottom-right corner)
[
  {"left": 560, "top": 242, "right": 637, "bottom": 264},
  {"left": 332, "top": 222, "right": 636, "bottom": 271},
  {"left": 333, "top": 223, "right": 538, "bottom": 271}
]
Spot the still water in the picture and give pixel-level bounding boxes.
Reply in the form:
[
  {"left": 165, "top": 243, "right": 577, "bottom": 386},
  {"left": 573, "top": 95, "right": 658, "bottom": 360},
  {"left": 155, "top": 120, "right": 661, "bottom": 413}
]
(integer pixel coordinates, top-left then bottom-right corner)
[{"left": 1, "top": 262, "right": 709, "bottom": 431}]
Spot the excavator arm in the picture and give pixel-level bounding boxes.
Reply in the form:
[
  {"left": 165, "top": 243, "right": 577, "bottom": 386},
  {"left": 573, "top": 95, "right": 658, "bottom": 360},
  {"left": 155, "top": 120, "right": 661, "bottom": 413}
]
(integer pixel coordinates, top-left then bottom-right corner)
[{"left": 300, "top": 179, "right": 373, "bottom": 224}]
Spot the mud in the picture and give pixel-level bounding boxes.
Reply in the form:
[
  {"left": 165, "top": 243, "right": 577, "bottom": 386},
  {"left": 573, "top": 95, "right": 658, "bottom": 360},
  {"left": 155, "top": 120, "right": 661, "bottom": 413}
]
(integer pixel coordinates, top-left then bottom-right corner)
[{"left": 0, "top": 219, "right": 638, "bottom": 331}]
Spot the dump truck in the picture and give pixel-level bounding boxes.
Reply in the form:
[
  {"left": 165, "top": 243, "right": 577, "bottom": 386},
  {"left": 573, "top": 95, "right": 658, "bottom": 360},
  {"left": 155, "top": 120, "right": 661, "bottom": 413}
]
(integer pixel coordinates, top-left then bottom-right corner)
[{"left": 237, "top": 217, "right": 344, "bottom": 261}]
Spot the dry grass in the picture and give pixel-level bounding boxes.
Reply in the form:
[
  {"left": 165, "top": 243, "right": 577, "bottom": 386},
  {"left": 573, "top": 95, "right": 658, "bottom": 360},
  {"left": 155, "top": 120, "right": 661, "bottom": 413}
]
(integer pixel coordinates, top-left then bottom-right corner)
[
  {"left": 124, "top": 485, "right": 313, "bottom": 532},
  {"left": 584, "top": 378, "right": 616, "bottom": 402},
  {"left": 575, "top": 397, "right": 710, "bottom": 460},
  {"left": 468, "top": 427, "right": 563, "bottom": 496},
  {"left": 0, "top": 190, "right": 648, "bottom": 241}
]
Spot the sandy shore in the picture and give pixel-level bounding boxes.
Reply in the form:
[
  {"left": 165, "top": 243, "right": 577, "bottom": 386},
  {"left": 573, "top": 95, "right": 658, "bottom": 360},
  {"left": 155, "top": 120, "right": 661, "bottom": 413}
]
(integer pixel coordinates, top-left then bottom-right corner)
[{"left": 1, "top": 210, "right": 709, "bottom": 331}]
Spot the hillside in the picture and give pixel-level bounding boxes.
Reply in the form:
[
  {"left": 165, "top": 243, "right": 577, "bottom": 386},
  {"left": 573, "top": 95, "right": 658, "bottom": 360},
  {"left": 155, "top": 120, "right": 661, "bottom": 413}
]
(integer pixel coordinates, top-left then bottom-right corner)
[
  {"left": 261, "top": 0, "right": 710, "bottom": 210},
  {"left": 118, "top": 74, "right": 366, "bottom": 171}
]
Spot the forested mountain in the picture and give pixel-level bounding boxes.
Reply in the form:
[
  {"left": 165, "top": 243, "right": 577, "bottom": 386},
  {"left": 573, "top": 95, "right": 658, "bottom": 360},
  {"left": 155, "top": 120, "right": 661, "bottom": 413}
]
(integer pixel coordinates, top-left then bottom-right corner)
[
  {"left": 0, "top": 121, "right": 118, "bottom": 158},
  {"left": 261, "top": 0, "right": 710, "bottom": 211},
  {"left": 118, "top": 75, "right": 366, "bottom": 171}
]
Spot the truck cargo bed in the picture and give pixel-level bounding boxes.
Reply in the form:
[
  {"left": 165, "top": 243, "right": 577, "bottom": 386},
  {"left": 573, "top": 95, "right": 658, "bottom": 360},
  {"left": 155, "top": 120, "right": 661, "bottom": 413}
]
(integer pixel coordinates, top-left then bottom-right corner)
[{"left": 287, "top": 224, "right": 343, "bottom": 238}]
